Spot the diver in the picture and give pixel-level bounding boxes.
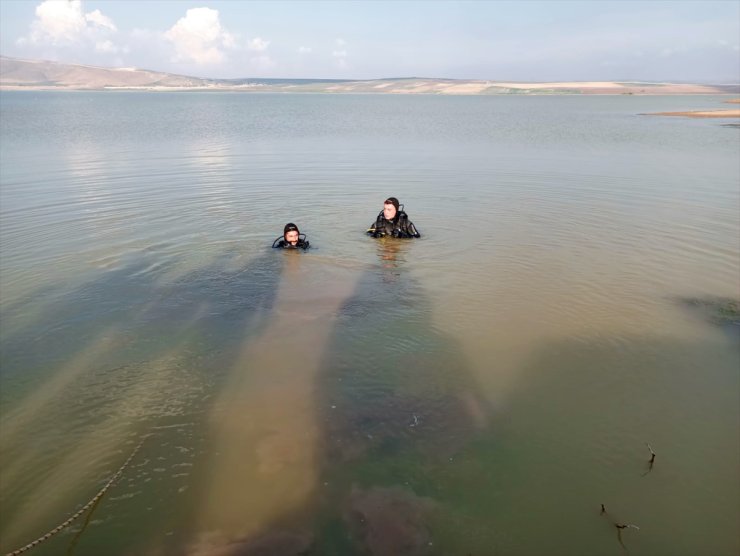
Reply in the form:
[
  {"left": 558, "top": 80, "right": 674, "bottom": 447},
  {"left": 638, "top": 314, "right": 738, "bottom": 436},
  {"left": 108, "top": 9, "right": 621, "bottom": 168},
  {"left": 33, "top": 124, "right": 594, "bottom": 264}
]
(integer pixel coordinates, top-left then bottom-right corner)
[
  {"left": 273, "top": 223, "right": 310, "bottom": 250},
  {"left": 367, "top": 197, "right": 420, "bottom": 238}
]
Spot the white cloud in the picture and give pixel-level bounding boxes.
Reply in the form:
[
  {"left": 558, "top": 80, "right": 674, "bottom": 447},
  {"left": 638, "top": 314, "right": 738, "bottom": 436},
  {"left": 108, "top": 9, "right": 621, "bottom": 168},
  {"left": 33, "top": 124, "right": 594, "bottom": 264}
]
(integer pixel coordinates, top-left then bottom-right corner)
[
  {"left": 85, "top": 9, "right": 116, "bottom": 32},
  {"left": 20, "top": 0, "right": 117, "bottom": 46},
  {"left": 298, "top": 46, "right": 312, "bottom": 54},
  {"left": 331, "top": 38, "right": 348, "bottom": 69},
  {"left": 28, "top": 0, "right": 86, "bottom": 44},
  {"left": 331, "top": 38, "right": 349, "bottom": 68},
  {"left": 164, "top": 7, "right": 235, "bottom": 65},
  {"left": 248, "top": 37, "right": 270, "bottom": 52},
  {"left": 716, "top": 39, "right": 740, "bottom": 52},
  {"left": 222, "top": 33, "right": 236, "bottom": 49},
  {"left": 95, "top": 40, "right": 118, "bottom": 54},
  {"left": 332, "top": 47, "right": 348, "bottom": 69}
]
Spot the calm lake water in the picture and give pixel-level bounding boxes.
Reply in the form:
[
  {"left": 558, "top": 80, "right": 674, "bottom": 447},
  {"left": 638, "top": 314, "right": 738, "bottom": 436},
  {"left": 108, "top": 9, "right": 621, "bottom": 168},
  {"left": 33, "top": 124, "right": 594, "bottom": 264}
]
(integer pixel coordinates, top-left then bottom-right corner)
[{"left": 0, "top": 92, "right": 738, "bottom": 556}]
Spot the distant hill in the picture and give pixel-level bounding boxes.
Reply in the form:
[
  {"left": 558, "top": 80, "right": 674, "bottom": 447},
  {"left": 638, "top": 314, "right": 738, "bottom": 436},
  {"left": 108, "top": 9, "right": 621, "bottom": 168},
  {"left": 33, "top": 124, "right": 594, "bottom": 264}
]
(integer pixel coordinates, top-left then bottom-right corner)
[
  {"left": 0, "top": 56, "right": 215, "bottom": 89},
  {"left": 1, "top": 56, "right": 738, "bottom": 94}
]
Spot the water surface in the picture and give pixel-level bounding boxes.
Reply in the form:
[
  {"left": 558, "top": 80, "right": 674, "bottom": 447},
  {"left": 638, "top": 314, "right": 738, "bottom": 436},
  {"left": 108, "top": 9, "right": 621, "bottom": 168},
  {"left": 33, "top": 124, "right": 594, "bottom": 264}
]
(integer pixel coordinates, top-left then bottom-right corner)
[{"left": 1, "top": 92, "right": 738, "bottom": 555}]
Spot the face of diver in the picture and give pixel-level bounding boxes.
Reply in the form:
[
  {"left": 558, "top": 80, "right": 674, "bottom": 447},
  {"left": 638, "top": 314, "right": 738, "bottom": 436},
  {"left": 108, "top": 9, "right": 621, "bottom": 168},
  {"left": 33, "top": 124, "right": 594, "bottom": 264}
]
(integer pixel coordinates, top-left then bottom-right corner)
[
  {"left": 383, "top": 202, "right": 397, "bottom": 221},
  {"left": 285, "top": 230, "right": 299, "bottom": 245}
]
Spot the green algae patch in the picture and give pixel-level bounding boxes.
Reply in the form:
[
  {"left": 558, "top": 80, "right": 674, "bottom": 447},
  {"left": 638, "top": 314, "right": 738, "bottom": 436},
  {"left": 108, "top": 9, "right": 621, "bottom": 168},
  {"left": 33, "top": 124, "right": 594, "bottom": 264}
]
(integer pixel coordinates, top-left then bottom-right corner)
[{"left": 680, "top": 297, "right": 740, "bottom": 327}]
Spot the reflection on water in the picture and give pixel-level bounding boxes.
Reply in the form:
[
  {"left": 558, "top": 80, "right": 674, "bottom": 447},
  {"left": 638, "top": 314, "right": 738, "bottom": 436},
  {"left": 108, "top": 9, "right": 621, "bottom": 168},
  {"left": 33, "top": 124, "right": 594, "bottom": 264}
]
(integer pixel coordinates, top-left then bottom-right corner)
[
  {"left": 0, "top": 92, "right": 738, "bottom": 555},
  {"left": 376, "top": 238, "right": 405, "bottom": 283}
]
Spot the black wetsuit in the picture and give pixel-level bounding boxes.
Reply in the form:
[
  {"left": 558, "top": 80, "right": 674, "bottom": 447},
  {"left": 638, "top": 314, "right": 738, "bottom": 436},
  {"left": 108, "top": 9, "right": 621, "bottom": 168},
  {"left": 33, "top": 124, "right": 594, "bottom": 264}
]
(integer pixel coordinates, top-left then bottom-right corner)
[
  {"left": 367, "top": 211, "right": 420, "bottom": 238},
  {"left": 273, "top": 239, "right": 310, "bottom": 250}
]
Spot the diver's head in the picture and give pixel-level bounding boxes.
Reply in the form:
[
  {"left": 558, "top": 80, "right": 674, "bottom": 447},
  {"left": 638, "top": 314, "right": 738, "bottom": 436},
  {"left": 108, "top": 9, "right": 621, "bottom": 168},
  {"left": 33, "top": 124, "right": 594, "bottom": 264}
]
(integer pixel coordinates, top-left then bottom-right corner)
[
  {"left": 383, "top": 197, "right": 400, "bottom": 221},
  {"left": 283, "top": 223, "right": 300, "bottom": 245}
]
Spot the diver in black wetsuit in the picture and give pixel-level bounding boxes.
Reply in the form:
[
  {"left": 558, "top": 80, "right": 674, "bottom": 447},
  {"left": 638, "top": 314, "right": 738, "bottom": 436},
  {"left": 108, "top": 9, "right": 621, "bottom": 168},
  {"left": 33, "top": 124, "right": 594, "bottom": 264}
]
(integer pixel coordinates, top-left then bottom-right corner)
[
  {"left": 367, "top": 197, "right": 420, "bottom": 238},
  {"left": 273, "top": 223, "right": 310, "bottom": 250}
]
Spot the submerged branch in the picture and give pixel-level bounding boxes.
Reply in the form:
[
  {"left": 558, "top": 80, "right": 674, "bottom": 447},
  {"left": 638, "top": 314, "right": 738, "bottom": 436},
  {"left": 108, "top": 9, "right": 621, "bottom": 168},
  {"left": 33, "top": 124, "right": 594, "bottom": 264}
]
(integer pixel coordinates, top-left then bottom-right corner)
[
  {"left": 600, "top": 505, "right": 640, "bottom": 553},
  {"left": 642, "top": 442, "right": 656, "bottom": 476}
]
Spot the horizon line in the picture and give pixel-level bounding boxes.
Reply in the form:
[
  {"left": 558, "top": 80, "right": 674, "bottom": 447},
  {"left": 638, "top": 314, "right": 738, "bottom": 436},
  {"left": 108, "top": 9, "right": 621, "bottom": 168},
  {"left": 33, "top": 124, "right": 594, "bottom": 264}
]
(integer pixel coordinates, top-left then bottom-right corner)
[{"left": 2, "top": 55, "right": 738, "bottom": 86}]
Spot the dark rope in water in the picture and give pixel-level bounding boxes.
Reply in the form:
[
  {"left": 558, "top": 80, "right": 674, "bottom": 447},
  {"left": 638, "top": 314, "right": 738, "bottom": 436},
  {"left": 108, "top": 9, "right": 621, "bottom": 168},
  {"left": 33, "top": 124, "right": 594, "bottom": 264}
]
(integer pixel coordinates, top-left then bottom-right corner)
[
  {"left": 4, "top": 436, "right": 148, "bottom": 556},
  {"left": 63, "top": 485, "right": 106, "bottom": 556}
]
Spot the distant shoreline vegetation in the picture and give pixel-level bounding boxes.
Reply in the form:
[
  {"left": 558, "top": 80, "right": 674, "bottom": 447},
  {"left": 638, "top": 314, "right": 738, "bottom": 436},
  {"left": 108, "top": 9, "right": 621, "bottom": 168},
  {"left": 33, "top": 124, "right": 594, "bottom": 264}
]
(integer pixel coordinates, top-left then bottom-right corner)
[{"left": 1, "top": 56, "right": 739, "bottom": 95}]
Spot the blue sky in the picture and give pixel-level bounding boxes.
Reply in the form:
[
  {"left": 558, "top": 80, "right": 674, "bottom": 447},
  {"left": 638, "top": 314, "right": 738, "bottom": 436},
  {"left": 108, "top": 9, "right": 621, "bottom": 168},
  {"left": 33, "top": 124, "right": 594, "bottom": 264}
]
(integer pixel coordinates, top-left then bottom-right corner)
[{"left": 1, "top": 0, "right": 738, "bottom": 82}]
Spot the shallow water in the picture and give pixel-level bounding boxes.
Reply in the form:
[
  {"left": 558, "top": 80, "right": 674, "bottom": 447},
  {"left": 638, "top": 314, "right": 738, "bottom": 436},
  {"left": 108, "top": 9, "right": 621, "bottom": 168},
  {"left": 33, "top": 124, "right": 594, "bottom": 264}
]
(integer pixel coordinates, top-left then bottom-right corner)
[{"left": 0, "top": 92, "right": 738, "bottom": 555}]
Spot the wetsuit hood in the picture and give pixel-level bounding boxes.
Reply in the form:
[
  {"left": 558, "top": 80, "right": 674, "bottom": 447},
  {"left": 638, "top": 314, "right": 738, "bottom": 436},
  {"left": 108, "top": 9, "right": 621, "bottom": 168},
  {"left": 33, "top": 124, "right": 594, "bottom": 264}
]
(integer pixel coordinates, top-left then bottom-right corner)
[{"left": 283, "top": 222, "right": 300, "bottom": 241}]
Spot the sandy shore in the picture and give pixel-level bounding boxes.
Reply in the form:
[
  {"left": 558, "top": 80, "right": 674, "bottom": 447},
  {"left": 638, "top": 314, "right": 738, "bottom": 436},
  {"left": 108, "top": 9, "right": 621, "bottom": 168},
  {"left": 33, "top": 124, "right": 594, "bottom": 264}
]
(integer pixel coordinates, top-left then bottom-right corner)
[{"left": 648, "top": 109, "right": 740, "bottom": 118}]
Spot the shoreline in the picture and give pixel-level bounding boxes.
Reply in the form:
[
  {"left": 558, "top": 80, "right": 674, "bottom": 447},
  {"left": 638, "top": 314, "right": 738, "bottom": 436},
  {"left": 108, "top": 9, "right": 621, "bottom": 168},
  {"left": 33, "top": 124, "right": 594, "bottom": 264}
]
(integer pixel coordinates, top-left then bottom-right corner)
[
  {"left": 1, "top": 85, "right": 739, "bottom": 97},
  {"left": 4, "top": 57, "right": 738, "bottom": 96},
  {"left": 646, "top": 109, "right": 740, "bottom": 118}
]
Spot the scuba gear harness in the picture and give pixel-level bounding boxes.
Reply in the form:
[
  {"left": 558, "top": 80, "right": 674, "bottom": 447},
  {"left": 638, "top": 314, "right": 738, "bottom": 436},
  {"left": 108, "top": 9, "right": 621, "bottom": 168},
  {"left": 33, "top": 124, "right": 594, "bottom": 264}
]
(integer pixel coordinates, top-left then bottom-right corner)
[
  {"left": 368, "top": 205, "right": 419, "bottom": 238},
  {"left": 272, "top": 233, "right": 310, "bottom": 250}
]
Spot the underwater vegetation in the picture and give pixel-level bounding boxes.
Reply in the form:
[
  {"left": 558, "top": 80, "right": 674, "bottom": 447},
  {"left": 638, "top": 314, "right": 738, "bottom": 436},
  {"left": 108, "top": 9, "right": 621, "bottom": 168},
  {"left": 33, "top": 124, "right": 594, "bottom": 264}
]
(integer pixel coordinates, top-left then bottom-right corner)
[{"left": 679, "top": 297, "right": 740, "bottom": 328}]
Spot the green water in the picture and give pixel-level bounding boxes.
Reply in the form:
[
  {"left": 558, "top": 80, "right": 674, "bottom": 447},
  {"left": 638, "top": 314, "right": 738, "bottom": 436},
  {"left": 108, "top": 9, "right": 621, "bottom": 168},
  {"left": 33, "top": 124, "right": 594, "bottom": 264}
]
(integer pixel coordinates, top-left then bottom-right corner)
[{"left": 0, "top": 92, "right": 738, "bottom": 555}]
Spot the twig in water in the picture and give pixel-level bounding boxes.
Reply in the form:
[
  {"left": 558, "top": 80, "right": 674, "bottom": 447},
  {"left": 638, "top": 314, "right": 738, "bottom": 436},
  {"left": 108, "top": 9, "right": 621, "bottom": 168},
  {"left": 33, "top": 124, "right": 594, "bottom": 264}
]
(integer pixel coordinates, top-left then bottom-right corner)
[
  {"left": 646, "top": 443, "right": 656, "bottom": 464},
  {"left": 600, "top": 505, "right": 639, "bottom": 553},
  {"left": 616, "top": 526, "right": 627, "bottom": 552},
  {"left": 616, "top": 523, "right": 641, "bottom": 550},
  {"left": 642, "top": 443, "right": 656, "bottom": 476}
]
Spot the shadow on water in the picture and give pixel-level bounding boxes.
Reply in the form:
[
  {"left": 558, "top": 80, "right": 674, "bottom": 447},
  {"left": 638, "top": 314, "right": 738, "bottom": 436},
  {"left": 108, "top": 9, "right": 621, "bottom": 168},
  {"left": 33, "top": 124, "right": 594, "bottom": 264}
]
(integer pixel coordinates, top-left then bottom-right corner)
[
  {"left": 309, "top": 240, "right": 492, "bottom": 556},
  {"left": 178, "top": 260, "right": 739, "bottom": 556},
  {"left": 5, "top": 237, "right": 738, "bottom": 555},
  {"left": 183, "top": 239, "right": 493, "bottom": 556},
  {"left": 0, "top": 247, "right": 286, "bottom": 554},
  {"left": 0, "top": 248, "right": 282, "bottom": 401}
]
